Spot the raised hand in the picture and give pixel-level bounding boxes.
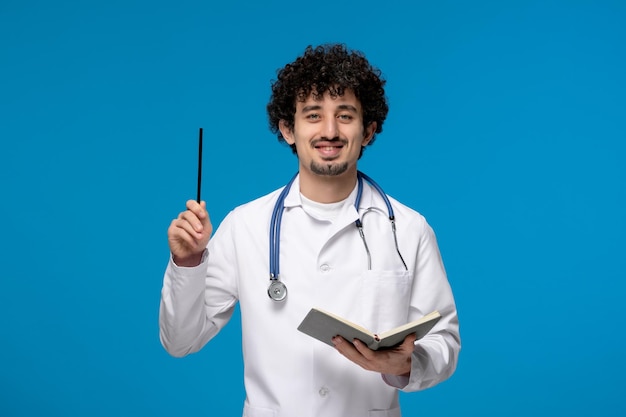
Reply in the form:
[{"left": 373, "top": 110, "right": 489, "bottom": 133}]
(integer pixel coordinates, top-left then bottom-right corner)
[{"left": 167, "top": 200, "right": 212, "bottom": 267}]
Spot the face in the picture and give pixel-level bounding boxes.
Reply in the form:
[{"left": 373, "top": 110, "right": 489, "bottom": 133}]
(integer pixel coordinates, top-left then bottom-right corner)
[{"left": 279, "top": 89, "right": 376, "bottom": 180}]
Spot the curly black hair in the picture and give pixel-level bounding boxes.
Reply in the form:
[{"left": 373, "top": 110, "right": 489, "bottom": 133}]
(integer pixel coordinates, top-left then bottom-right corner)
[{"left": 267, "top": 44, "right": 388, "bottom": 154}]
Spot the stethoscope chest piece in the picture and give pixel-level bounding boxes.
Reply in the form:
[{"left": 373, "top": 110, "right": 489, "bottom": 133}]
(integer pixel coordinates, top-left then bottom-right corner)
[{"left": 268, "top": 280, "right": 287, "bottom": 301}]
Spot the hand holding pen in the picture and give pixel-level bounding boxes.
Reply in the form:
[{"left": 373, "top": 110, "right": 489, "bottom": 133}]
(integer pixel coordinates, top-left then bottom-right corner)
[{"left": 167, "top": 128, "right": 212, "bottom": 267}]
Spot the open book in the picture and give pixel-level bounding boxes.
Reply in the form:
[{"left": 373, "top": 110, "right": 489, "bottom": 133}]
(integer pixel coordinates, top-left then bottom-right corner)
[{"left": 297, "top": 308, "right": 441, "bottom": 351}]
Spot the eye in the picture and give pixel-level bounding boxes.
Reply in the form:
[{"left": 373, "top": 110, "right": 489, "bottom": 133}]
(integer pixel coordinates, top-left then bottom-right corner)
[
  {"left": 306, "top": 113, "right": 321, "bottom": 120},
  {"left": 338, "top": 114, "right": 353, "bottom": 121}
]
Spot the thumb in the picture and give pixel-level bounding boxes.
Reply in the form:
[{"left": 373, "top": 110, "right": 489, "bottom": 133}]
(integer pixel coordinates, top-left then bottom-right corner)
[
  {"left": 402, "top": 333, "right": 418, "bottom": 350},
  {"left": 198, "top": 201, "right": 209, "bottom": 220},
  {"left": 199, "top": 201, "right": 212, "bottom": 232}
]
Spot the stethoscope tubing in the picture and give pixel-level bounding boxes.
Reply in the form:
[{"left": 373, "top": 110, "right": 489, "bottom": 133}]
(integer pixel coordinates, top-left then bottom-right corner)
[
  {"left": 269, "top": 173, "right": 297, "bottom": 280},
  {"left": 268, "top": 171, "right": 406, "bottom": 301}
]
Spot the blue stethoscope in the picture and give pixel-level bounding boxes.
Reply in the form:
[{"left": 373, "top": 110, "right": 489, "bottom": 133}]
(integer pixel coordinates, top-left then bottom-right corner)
[{"left": 267, "top": 171, "right": 408, "bottom": 301}]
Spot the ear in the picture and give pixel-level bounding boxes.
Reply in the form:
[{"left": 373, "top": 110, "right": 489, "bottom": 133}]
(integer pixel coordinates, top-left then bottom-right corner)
[
  {"left": 362, "top": 121, "right": 377, "bottom": 146},
  {"left": 279, "top": 120, "right": 295, "bottom": 145}
]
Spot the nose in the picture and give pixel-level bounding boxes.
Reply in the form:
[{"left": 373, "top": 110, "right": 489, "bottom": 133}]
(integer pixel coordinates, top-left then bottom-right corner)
[{"left": 322, "top": 116, "right": 339, "bottom": 139}]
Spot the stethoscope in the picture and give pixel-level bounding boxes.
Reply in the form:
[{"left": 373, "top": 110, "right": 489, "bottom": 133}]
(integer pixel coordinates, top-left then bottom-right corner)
[{"left": 267, "top": 171, "right": 408, "bottom": 301}]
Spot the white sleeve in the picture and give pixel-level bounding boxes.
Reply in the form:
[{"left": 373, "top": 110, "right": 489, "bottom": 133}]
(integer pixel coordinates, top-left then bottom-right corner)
[{"left": 159, "top": 214, "right": 239, "bottom": 358}]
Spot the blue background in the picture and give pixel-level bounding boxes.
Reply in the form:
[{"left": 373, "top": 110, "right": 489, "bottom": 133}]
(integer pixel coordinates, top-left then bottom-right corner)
[{"left": 1, "top": 0, "right": 624, "bottom": 415}]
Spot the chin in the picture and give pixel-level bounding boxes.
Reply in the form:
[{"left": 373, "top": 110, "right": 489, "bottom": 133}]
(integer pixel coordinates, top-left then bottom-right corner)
[{"left": 310, "top": 161, "right": 349, "bottom": 176}]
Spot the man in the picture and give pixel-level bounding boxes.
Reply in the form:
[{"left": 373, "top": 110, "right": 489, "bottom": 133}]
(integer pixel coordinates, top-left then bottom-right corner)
[{"left": 160, "top": 44, "right": 460, "bottom": 417}]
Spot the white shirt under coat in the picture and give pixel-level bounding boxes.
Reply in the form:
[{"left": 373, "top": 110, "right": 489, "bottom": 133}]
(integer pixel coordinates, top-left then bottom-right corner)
[{"left": 159, "top": 174, "right": 461, "bottom": 417}]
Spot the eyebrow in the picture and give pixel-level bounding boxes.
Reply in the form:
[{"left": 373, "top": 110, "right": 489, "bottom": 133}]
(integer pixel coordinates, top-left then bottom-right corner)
[{"left": 301, "top": 104, "right": 359, "bottom": 113}]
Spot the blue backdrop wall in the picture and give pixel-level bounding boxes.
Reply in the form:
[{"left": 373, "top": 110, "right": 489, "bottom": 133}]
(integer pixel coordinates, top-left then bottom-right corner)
[{"left": 1, "top": 0, "right": 624, "bottom": 415}]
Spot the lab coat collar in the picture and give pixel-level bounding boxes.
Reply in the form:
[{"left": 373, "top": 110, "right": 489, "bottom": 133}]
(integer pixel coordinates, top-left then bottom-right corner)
[{"left": 282, "top": 173, "right": 376, "bottom": 218}]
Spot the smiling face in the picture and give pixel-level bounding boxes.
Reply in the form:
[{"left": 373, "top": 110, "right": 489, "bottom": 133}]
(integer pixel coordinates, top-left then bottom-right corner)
[{"left": 279, "top": 89, "right": 376, "bottom": 198}]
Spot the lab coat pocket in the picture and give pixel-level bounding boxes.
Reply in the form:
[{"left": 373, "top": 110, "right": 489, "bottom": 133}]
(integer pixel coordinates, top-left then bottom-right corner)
[
  {"left": 359, "top": 269, "right": 412, "bottom": 334},
  {"left": 369, "top": 407, "right": 401, "bottom": 417},
  {"left": 242, "top": 404, "right": 277, "bottom": 417}
]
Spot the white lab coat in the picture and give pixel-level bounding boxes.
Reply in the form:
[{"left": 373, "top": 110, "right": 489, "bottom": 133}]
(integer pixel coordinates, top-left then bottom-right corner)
[{"left": 160, "top": 175, "right": 460, "bottom": 417}]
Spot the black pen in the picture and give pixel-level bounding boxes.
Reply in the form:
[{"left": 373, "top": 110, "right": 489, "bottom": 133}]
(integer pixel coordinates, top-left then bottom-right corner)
[{"left": 197, "top": 128, "right": 203, "bottom": 203}]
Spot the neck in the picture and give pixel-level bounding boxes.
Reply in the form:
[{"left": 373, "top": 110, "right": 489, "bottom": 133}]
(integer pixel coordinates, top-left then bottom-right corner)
[{"left": 298, "top": 167, "right": 358, "bottom": 203}]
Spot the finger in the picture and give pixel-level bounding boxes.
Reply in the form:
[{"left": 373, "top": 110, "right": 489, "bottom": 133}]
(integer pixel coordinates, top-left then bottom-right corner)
[
  {"left": 398, "top": 333, "right": 417, "bottom": 352},
  {"left": 169, "top": 219, "right": 203, "bottom": 248},
  {"left": 332, "top": 336, "right": 357, "bottom": 355},
  {"left": 332, "top": 336, "right": 366, "bottom": 363},
  {"left": 352, "top": 338, "right": 376, "bottom": 360},
  {"left": 199, "top": 201, "right": 211, "bottom": 226},
  {"left": 186, "top": 199, "right": 209, "bottom": 221},
  {"left": 334, "top": 337, "right": 379, "bottom": 371},
  {"left": 173, "top": 216, "right": 205, "bottom": 241},
  {"left": 185, "top": 201, "right": 212, "bottom": 233},
  {"left": 179, "top": 210, "right": 205, "bottom": 234}
]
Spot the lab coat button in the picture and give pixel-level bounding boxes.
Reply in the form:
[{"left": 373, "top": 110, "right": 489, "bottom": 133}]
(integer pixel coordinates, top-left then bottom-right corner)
[
  {"left": 319, "top": 264, "right": 331, "bottom": 272},
  {"left": 318, "top": 386, "right": 329, "bottom": 397}
]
